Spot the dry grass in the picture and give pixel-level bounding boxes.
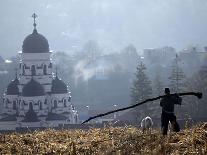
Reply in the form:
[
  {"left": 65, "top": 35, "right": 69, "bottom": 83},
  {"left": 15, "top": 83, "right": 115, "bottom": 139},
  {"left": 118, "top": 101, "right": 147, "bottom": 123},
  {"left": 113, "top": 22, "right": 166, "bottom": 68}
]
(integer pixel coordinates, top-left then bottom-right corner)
[{"left": 0, "top": 123, "right": 206, "bottom": 155}]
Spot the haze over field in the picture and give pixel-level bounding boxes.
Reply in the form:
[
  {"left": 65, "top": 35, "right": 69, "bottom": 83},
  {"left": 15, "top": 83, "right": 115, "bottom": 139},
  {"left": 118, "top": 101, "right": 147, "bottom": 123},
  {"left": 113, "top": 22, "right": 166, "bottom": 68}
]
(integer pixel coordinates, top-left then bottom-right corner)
[{"left": 0, "top": 0, "right": 207, "bottom": 57}]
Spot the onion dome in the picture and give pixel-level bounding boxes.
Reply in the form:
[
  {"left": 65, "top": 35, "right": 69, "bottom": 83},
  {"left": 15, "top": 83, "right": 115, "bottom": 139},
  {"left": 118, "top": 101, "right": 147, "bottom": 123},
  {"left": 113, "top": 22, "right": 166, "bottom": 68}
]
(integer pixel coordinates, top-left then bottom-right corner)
[
  {"left": 22, "top": 78, "right": 45, "bottom": 96},
  {"left": 22, "top": 29, "right": 49, "bottom": 53},
  {"left": 6, "top": 77, "right": 19, "bottom": 95},
  {"left": 51, "top": 76, "right": 68, "bottom": 94}
]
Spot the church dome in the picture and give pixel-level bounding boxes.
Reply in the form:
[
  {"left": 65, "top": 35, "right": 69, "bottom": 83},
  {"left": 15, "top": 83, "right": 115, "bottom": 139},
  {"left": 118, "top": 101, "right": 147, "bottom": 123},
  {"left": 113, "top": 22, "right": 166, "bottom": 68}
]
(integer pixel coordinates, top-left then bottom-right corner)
[
  {"left": 22, "top": 29, "right": 49, "bottom": 53},
  {"left": 22, "top": 78, "right": 45, "bottom": 96},
  {"left": 6, "top": 78, "right": 19, "bottom": 95},
  {"left": 51, "top": 76, "right": 68, "bottom": 94}
]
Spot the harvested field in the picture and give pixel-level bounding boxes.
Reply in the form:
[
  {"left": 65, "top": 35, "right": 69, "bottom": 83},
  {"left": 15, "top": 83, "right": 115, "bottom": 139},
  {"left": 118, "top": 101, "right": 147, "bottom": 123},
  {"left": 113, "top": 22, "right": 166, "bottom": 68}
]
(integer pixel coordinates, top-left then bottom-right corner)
[{"left": 0, "top": 123, "right": 206, "bottom": 155}]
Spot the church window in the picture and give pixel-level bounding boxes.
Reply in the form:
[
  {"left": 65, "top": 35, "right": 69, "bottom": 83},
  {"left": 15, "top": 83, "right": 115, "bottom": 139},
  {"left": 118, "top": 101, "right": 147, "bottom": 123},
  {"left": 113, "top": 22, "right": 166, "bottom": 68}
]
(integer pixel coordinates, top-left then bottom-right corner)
[
  {"left": 43, "top": 64, "right": 47, "bottom": 75},
  {"left": 48, "top": 62, "right": 52, "bottom": 68},
  {"left": 29, "top": 102, "right": 33, "bottom": 110},
  {"left": 23, "top": 65, "right": 25, "bottom": 75},
  {"left": 13, "top": 101, "right": 17, "bottom": 110},
  {"left": 75, "top": 115, "right": 78, "bottom": 123},
  {"left": 5, "top": 99, "right": 9, "bottom": 108},
  {"left": 54, "top": 100, "right": 57, "bottom": 108},
  {"left": 64, "top": 99, "right": 67, "bottom": 107},
  {"left": 31, "top": 65, "right": 36, "bottom": 76},
  {"left": 39, "top": 101, "right": 43, "bottom": 110},
  {"left": 68, "top": 96, "right": 71, "bottom": 102}
]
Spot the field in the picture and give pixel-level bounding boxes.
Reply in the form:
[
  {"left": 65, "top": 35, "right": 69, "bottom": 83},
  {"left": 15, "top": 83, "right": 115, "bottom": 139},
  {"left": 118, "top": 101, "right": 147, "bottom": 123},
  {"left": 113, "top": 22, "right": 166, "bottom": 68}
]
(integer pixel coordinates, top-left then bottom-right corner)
[{"left": 0, "top": 123, "right": 206, "bottom": 155}]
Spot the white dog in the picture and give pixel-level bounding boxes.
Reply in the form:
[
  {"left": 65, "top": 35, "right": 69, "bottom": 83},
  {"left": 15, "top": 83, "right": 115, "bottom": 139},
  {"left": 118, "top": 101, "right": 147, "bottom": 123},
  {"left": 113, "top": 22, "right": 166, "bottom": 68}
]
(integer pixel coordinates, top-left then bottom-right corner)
[{"left": 141, "top": 116, "right": 153, "bottom": 133}]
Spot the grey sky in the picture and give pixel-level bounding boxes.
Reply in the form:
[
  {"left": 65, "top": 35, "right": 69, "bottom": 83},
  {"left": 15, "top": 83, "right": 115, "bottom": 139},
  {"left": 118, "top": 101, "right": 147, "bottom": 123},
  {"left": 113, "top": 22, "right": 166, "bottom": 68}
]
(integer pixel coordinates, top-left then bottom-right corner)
[{"left": 0, "top": 0, "right": 207, "bottom": 58}]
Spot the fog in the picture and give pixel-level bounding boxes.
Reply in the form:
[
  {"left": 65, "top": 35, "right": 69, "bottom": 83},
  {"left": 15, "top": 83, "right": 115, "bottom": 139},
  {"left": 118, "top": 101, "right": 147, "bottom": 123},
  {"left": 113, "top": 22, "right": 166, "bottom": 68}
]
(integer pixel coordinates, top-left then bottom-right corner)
[{"left": 1, "top": 0, "right": 207, "bottom": 57}]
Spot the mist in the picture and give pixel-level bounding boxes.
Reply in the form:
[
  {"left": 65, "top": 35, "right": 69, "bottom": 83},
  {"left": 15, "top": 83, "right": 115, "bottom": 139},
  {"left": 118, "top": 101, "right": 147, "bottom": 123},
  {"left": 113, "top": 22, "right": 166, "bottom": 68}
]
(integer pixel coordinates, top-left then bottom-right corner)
[{"left": 1, "top": 0, "right": 207, "bottom": 58}]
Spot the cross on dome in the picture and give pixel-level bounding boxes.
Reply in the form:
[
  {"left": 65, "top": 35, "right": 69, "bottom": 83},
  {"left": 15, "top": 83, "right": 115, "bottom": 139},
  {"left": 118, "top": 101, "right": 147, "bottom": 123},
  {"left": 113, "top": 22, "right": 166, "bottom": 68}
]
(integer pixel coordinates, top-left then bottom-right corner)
[{"left": 32, "top": 13, "right": 38, "bottom": 29}]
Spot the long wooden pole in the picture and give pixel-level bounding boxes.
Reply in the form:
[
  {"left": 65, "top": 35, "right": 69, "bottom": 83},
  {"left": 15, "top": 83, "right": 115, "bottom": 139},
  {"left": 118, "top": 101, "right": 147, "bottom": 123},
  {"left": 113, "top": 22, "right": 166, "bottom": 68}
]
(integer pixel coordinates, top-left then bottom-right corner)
[{"left": 82, "top": 92, "right": 202, "bottom": 124}]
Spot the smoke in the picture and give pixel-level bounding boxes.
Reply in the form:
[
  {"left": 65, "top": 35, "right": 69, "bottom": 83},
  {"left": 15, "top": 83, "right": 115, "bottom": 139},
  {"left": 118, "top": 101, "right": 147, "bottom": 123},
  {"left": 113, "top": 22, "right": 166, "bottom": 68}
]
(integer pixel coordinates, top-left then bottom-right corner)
[
  {"left": 74, "top": 60, "right": 96, "bottom": 82},
  {"left": 73, "top": 57, "right": 114, "bottom": 83}
]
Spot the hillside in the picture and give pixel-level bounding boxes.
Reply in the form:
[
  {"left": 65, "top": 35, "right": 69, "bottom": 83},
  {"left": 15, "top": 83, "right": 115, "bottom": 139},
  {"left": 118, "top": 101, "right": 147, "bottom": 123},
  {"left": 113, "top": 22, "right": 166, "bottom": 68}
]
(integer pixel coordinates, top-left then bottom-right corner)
[{"left": 0, "top": 123, "right": 206, "bottom": 154}]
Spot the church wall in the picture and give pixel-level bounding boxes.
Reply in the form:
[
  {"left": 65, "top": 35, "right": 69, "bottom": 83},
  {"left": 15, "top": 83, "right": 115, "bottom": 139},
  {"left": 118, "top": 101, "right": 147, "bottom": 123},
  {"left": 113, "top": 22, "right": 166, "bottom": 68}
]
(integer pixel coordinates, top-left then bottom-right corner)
[
  {"left": 19, "top": 122, "right": 42, "bottom": 128},
  {"left": 20, "top": 96, "right": 48, "bottom": 116},
  {"left": 0, "top": 122, "right": 16, "bottom": 130},
  {"left": 46, "top": 120, "right": 66, "bottom": 127},
  {"left": 50, "top": 93, "right": 72, "bottom": 114},
  {"left": 19, "top": 52, "right": 53, "bottom": 93},
  {"left": 19, "top": 52, "right": 52, "bottom": 61},
  {"left": 2, "top": 95, "right": 19, "bottom": 115}
]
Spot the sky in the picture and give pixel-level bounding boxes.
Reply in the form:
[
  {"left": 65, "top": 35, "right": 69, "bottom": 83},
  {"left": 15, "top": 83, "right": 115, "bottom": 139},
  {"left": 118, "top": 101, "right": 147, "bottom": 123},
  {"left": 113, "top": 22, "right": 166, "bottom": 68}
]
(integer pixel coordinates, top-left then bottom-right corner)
[{"left": 0, "top": 0, "right": 207, "bottom": 58}]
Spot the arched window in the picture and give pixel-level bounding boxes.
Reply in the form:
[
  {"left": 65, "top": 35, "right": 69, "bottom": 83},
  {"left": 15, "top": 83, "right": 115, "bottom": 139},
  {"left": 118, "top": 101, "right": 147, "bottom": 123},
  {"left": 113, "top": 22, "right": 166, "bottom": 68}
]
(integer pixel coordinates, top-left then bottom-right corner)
[
  {"left": 48, "top": 63, "right": 52, "bottom": 68},
  {"left": 54, "top": 100, "right": 57, "bottom": 108},
  {"left": 44, "top": 99, "right": 47, "bottom": 104},
  {"left": 5, "top": 99, "right": 9, "bottom": 108},
  {"left": 29, "top": 102, "right": 33, "bottom": 110},
  {"left": 68, "top": 96, "right": 71, "bottom": 102},
  {"left": 13, "top": 101, "right": 17, "bottom": 110},
  {"left": 31, "top": 65, "right": 36, "bottom": 76},
  {"left": 43, "top": 64, "right": 47, "bottom": 75},
  {"left": 39, "top": 101, "right": 43, "bottom": 110},
  {"left": 23, "top": 65, "right": 25, "bottom": 75},
  {"left": 63, "top": 99, "right": 67, "bottom": 107}
]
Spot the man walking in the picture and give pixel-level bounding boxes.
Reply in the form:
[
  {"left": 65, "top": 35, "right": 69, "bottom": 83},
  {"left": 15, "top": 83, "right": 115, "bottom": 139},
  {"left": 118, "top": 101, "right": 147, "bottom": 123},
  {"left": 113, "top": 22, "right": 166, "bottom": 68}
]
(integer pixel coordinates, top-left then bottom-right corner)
[{"left": 160, "top": 88, "right": 182, "bottom": 135}]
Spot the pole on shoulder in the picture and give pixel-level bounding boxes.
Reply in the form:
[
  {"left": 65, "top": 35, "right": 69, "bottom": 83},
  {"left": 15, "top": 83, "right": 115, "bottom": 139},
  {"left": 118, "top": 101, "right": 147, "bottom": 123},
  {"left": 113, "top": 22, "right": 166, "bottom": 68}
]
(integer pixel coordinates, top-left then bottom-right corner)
[{"left": 82, "top": 91, "right": 202, "bottom": 124}]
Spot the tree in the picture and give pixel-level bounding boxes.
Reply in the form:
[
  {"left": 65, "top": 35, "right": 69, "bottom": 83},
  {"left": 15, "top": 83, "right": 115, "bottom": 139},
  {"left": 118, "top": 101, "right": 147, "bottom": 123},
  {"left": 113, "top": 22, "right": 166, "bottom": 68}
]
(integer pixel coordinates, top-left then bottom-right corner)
[
  {"left": 184, "top": 73, "right": 207, "bottom": 118},
  {"left": 183, "top": 61, "right": 207, "bottom": 119},
  {"left": 119, "top": 44, "right": 140, "bottom": 73},
  {"left": 169, "top": 54, "right": 185, "bottom": 93},
  {"left": 130, "top": 62, "right": 153, "bottom": 121},
  {"left": 153, "top": 72, "right": 164, "bottom": 96},
  {"left": 131, "top": 62, "right": 152, "bottom": 103}
]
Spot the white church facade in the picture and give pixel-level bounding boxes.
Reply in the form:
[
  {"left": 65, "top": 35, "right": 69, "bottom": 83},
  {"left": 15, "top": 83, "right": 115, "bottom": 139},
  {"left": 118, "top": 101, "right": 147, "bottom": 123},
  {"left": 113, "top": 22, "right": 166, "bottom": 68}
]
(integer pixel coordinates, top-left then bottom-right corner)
[{"left": 0, "top": 14, "right": 78, "bottom": 130}]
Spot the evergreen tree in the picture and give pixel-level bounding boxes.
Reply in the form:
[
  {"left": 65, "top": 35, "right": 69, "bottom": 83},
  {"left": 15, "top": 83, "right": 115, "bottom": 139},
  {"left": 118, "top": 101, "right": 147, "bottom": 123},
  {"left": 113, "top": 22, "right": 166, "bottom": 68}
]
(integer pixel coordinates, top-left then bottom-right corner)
[
  {"left": 131, "top": 62, "right": 152, "bottom": 103},
  {"left": 153, "top": 72, "right": 164, "bottom": 96},
  {"left": 184, "top": 58, "right": 207, "bottom": 118},
  {"left": 169, "top": 54, "right": 185, "bottom": 93}
]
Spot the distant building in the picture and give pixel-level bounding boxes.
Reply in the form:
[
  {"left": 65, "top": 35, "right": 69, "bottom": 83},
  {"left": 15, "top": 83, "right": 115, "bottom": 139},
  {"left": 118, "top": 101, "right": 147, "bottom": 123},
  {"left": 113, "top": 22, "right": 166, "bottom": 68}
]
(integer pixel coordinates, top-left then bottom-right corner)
[
  {"left": 179, "top": 46, "right": 207, "bottom": 76},
  {"left": 179, "top": 47, "right": 207, "bottom": 61},
  {"left": 143, "top": 46, "right": 176, "bottom": 63},
  {"left": 0, "top": 14, "right": 78, "bottom": 130}
]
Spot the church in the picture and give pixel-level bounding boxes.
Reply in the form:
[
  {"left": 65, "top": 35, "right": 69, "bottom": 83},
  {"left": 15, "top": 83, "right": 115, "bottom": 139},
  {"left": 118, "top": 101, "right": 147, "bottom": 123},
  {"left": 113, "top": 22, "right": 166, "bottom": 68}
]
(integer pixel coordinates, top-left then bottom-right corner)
[{"left": 0, "top": 14, "right": 78, "bottom": 130}]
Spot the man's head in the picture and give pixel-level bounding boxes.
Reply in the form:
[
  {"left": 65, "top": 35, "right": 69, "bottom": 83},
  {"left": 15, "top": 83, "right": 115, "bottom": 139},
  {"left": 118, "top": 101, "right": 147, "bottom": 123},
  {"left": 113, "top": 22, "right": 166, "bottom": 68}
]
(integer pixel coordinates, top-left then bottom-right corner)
[{"left": 165, "top": 88, "right": 170, "bottom": 95}]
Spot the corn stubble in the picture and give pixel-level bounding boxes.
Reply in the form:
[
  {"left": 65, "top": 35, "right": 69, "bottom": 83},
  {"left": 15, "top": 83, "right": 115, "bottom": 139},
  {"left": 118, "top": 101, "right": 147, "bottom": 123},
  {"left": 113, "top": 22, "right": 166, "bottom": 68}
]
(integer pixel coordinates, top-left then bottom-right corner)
[{"left": 0, "top": 123, "right": 206, "bottom": 155}]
